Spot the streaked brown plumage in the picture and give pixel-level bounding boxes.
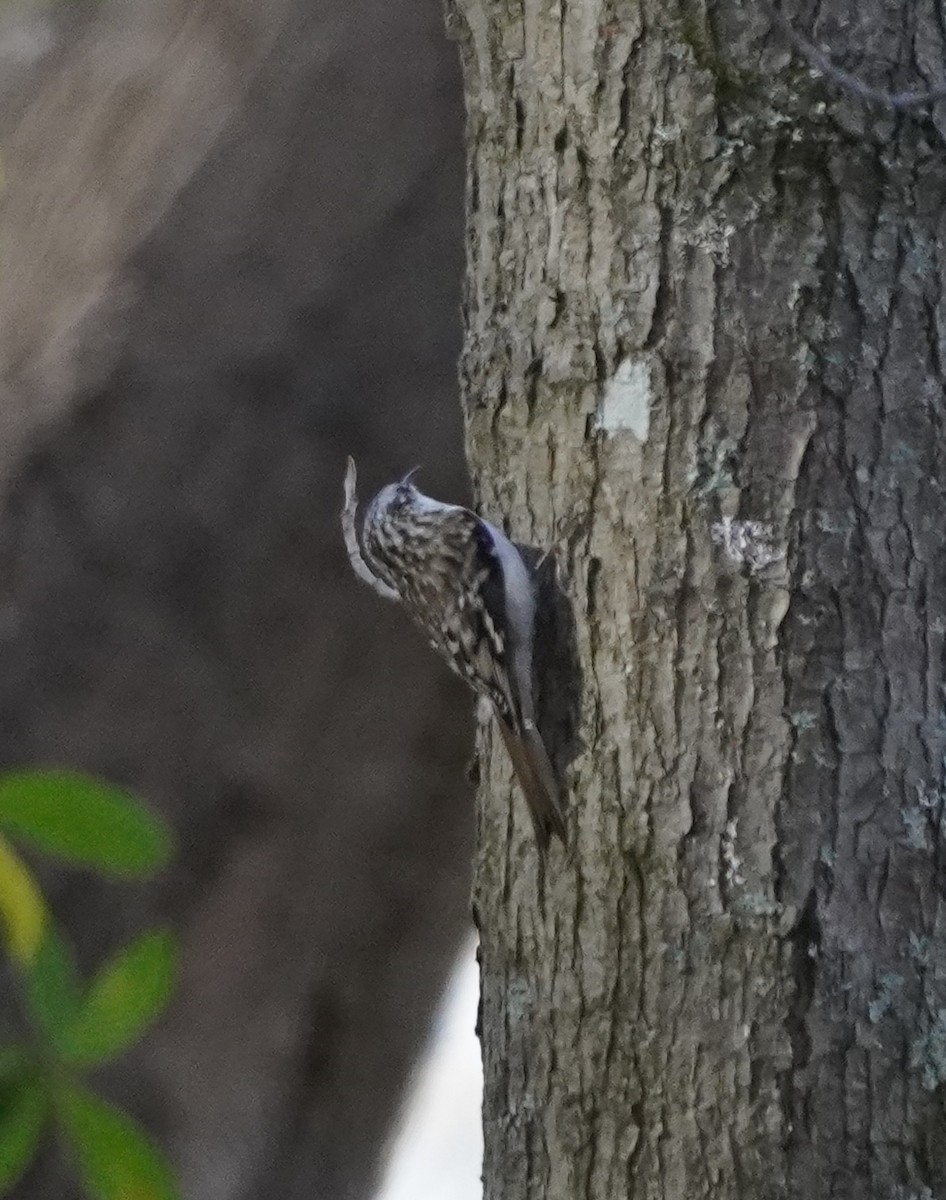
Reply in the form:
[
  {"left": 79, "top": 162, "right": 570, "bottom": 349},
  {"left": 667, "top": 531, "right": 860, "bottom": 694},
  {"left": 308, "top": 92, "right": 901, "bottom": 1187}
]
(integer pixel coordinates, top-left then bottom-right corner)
[{"left": 342, "top": 458, "right": 566, "bottom": 852}]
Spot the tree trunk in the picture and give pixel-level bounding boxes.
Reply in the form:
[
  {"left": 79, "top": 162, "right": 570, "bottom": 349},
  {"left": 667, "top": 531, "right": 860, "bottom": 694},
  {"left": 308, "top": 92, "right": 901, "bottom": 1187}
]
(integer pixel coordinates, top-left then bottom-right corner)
[{"left": 453, "top": 1, "right": 946, "bottom": 1195}]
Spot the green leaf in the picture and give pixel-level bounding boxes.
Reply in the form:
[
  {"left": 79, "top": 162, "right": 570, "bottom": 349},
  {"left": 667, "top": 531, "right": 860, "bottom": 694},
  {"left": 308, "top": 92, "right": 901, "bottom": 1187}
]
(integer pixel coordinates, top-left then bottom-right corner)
[
  {"left": 24, "top": 927, "right": 82, "bottom": 1051},
  {"left": 56, "top": 1084, "right": 179, "bottom": 1200},
  {"left": 0, "top": 771, "right": 172, "bottom": 876},
  {"left": 62, "top": 930, "right": 178, "bottom": 1067},
  {"left": 0, "top": 834, "right": 47, "bottom": 966},
  {"left": 0, "top": 1072, "right": 48, "bottom": 1191}
]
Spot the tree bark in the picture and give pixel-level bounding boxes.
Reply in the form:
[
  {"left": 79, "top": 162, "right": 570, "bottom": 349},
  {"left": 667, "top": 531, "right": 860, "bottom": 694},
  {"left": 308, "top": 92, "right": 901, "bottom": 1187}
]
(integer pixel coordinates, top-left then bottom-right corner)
[{"left": 454, "top": 0, "right": 946, "bottom": 1196}]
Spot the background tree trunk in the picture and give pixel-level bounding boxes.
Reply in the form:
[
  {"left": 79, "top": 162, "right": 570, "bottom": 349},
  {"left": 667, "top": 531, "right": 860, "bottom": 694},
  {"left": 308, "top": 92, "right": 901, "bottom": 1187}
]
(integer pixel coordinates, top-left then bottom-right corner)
[
  {"left": 454, "top": 1, "right": 946, "bottom": 1196},
  {"left": 0, "top": 2, "right": 471, "bottom": 1198}
]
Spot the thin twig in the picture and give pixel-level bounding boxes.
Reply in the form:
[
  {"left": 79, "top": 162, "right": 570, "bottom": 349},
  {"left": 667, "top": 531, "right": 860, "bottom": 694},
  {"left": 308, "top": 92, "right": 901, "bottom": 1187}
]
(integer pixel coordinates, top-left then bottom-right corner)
[
  {"left": 342, "top": 456, "right": 400, "bottom": 600},
  {"left": 763, "top": 0, "right": 946, "bottom": 111}
]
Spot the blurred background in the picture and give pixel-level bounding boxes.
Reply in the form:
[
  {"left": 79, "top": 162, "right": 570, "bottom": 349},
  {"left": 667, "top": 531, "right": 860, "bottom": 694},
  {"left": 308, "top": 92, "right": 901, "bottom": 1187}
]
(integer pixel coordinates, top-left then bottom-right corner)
[
  {"left": 0, "top": 0, "right": 480, "bottom": 1195},
  {"left": 378, "top": 943, "right": 481, "bottom": 1200}
]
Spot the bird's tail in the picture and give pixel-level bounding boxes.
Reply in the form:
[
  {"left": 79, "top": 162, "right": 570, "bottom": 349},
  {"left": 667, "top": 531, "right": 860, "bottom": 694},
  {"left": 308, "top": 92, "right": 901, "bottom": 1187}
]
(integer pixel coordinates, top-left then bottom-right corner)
[{"left": 496, "top": 716, "right": 567, "bottom": 855}]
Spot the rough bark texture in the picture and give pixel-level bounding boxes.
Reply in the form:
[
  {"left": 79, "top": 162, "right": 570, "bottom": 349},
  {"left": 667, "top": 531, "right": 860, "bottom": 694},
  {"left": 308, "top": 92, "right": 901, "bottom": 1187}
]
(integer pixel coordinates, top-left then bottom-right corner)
[
  {"left": 0, "top": 2, "right": 471, "bottom": 1198},
  {"left": 453, "top": 0, "right": 946, "bottom": 1196}
]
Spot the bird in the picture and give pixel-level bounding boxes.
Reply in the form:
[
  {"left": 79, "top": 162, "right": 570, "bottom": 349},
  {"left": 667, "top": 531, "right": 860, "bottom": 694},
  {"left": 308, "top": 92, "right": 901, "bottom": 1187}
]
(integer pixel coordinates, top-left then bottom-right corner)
[{"left": 342, "top": 457, "right": 567, "bottom": 852}]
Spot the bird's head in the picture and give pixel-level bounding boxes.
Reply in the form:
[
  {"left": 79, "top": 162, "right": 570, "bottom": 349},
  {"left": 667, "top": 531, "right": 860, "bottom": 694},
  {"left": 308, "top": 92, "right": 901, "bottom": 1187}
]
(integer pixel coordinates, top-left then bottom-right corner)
[{"left": 366, "top": 468, "right": 422, "bottom": 526}]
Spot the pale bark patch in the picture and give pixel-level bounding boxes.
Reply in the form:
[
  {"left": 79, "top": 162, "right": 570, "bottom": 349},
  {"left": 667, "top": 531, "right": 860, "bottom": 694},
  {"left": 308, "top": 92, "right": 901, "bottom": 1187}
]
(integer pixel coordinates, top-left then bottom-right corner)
[
  {"left": 596, "top": 356, "right": 652, "bottom": 440},
  {"left": 711, "top": 517, "right": 784, "bottom": 572}
]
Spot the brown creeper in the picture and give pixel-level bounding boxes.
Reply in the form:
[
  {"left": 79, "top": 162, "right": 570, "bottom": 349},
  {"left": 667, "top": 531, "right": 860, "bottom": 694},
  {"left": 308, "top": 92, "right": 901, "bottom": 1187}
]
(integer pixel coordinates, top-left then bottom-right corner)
[{"left": 342, "top": 457, "right": 567, "bottom": 852}]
